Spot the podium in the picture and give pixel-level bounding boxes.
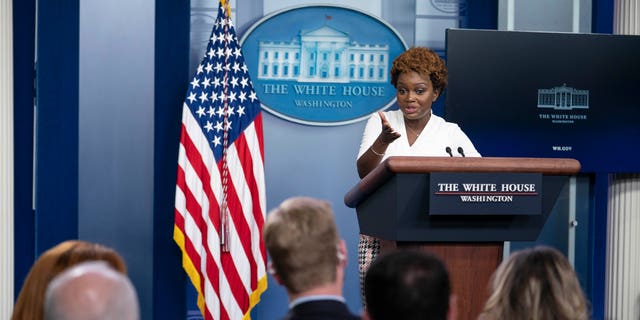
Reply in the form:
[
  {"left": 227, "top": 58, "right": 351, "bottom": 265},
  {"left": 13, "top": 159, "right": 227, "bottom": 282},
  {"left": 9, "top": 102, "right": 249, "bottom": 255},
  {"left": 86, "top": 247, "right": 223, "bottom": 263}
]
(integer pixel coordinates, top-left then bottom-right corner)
[{"left": 344, "top": 156, "right": 580, "bottom": 320}]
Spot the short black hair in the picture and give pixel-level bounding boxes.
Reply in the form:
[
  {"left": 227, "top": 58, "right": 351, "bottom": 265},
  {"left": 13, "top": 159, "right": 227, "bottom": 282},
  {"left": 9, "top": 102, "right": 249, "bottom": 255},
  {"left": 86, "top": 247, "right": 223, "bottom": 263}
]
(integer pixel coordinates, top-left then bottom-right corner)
[{"left": 364, "top": 249, "right": 450, "bottom": 320}]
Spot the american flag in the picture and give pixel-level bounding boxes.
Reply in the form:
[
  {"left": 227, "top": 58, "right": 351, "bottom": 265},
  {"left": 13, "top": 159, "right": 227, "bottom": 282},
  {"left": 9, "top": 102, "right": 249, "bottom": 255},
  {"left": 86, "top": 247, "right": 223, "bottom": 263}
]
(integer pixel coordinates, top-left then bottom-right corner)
[{"left": 173, "top": 1, "right": 267, "bottom": 319}]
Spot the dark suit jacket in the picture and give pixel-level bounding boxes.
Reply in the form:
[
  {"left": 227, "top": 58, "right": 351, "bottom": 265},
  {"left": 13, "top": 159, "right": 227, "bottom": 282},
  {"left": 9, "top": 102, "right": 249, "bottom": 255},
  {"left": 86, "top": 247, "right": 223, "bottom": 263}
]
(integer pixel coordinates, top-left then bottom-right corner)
[{"left": 283, "top": 299, "right": 361, "bottom": 320}]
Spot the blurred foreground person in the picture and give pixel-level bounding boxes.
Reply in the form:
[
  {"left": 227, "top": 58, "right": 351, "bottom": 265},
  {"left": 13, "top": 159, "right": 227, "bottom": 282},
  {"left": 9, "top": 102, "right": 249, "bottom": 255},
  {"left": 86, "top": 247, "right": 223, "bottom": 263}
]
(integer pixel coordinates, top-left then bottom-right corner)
[
  {"left": 363, "top": 249, "right": 456, "bottom": 320},
  {"left": 12, "top": 240, "right": 127, "bottom": 320},
  {"left": 44, "top": 261, "right": 139, "bottom": 320},
  {"left": 479, "top": 245, "right": 590, "bottom": 320},
  {"left": 264, "top": 196, "right": 360, "bottom": 320}
]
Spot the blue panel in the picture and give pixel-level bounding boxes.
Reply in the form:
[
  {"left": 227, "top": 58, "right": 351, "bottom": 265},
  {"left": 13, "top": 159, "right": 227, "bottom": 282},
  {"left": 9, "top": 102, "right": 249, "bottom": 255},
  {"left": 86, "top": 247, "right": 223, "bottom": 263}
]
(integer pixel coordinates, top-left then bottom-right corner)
[
  {"left": 12, "top": 0, "right": 36, "bottom": 299},
  {"left": 589, "top": 173, "right": 608, "bottom": 319},
  {"left": 154, "top": 0, "right": 190, "bottom": 318},
  {"left": 35, "top": 0, "right": 79, "bottom": 253},
  {"left": 463, "top": 0, "right": 498, "bottom": 29},
  {"left": 77, "top": 1, "right": 156, "bottom": 319},
  {"left": 592, "top": 0, "right": 613, "bottom": 34},
  {"left": 510, "top": 183, "right": 570, "bottom": 255},
  {"left": 573, "top": 175, "right": 593, "bottom": 302}
]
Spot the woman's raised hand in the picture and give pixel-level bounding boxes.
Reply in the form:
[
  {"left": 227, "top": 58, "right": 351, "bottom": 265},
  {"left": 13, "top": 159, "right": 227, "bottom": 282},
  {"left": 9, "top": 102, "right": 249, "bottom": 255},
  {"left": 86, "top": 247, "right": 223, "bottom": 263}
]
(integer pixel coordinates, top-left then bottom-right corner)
[{"left": 378, "top": 111, "right": 401, "bottom": 144}]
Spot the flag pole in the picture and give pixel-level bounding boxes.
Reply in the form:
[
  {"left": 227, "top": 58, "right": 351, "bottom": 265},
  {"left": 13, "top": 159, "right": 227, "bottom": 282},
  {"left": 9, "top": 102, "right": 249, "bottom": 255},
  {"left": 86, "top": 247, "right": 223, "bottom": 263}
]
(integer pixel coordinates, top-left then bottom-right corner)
[{"left": 220, "top": 0, "right": 231, "bottom": 253}]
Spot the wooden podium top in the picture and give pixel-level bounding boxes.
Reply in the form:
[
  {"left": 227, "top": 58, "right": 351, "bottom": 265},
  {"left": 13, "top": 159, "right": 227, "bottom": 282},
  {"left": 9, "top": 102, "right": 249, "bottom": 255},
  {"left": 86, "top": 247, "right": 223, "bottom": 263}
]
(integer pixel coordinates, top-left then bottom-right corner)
[{"left": 345, "top": 156, "right": 581, "bottom": 208}]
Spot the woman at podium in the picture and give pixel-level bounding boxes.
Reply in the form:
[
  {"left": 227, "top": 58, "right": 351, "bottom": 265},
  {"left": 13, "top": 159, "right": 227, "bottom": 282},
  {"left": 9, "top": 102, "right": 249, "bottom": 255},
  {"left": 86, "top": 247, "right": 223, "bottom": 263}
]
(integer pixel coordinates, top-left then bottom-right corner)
[{"left": 355, "top": 46, "right": 480, "bottom": 303}]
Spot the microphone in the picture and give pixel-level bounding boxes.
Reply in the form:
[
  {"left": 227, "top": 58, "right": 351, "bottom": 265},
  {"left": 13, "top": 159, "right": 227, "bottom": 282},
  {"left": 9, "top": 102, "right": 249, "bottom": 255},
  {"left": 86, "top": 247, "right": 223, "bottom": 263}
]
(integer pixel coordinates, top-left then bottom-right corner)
[
  {"left": 457, "top": 147, "right": 466, "bottom": 157},
  {"left": 445, "top": 147, "right": 453, "bottom": 157}
]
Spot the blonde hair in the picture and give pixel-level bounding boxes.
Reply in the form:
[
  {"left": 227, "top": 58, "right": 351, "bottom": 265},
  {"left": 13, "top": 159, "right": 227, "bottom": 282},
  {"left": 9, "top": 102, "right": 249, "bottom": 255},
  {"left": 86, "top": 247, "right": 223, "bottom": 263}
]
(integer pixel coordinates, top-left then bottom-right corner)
[
  {"left": 12, "top": 240, "right": 127, "bottom": 320},
  {"left": 480, "top": 246, "right": 590, "bottom": 320},
  {"left": 263, "top": 197, "right": 340, "bottom": 294}
]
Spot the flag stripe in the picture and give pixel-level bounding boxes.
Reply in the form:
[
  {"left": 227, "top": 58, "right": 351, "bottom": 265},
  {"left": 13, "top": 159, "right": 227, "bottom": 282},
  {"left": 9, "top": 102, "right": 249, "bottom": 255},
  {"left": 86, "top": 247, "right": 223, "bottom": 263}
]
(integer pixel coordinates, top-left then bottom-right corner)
[
  {"left": 180, "top": 117, "right": 225, "bottom": 318},
  {"left": 177, "top": 154, "right": 221, "bottom": 318},
  {"left": 179, "top": 130, "right": 227, "bottom": 319},
  {"left": 178, "top": 168, "right": 212, "bottom": 299},
  {"left": 183, "top": 123, "right": 247, "bottom": 320},
  {"left": 226, "top": 137, "right": 259, "bottom": 286},
  {"left": 246, "top": 115, "right": 268, "bottom": 270},
  {"left": 225, "top": 169, "right": 255, "bottom": 314},
  {"left": 217, "top": 145, "right": 257, "bottom": 313},
  {"left": 175, "top": 167, "right": 205, "bottom": 289}
]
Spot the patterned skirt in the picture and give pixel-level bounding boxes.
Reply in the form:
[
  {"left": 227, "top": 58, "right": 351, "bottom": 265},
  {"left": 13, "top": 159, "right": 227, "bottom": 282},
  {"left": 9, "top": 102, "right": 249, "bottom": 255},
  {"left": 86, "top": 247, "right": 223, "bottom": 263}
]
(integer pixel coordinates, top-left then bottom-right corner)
[{"left": 358, "top": 234, "right": 380, "bottom": 305}]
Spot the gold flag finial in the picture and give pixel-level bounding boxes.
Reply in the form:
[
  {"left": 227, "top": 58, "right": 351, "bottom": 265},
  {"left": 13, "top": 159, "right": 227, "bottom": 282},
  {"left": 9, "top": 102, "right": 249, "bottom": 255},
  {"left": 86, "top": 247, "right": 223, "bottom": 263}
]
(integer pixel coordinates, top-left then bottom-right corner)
[{"left": 220, "top": 0, "right": 231, "bottom": 17}]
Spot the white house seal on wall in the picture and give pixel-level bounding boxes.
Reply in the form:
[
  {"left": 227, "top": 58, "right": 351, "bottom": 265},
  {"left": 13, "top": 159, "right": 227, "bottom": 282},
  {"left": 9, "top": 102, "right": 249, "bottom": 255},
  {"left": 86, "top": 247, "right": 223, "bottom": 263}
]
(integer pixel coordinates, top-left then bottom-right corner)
[{"left": 240, "top": 5, "right": 407, "bottom": 126}]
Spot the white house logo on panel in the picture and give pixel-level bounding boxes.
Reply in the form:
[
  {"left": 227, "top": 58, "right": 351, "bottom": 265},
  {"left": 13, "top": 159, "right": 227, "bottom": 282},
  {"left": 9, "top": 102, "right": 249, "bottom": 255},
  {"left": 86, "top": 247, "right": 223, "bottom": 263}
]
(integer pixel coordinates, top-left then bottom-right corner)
[
  {"left": 537, "top": 84, "right": 589, "bottom": 110},
  {"left": 240, "top": 5, "right": 407, "bottom": 126},
  {"left": 537, "top": 84, "right": 590, "bottom": 124}
]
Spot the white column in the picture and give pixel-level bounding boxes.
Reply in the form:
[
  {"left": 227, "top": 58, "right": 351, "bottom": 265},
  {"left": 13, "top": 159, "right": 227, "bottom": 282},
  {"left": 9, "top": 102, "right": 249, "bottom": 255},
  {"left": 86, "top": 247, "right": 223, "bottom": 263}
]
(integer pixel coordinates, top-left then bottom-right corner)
[
  {"left": 0, "top": 0, "right": 15, "bottom": 317},
  {"left": 605, "top": 2, "right": 640, "bottom": 319},
  {"left": 605, "top": 174, "right": 640, "bottom": 320},
  {"left": 614, "top": 0, "right": 640, "bottom": 35}
]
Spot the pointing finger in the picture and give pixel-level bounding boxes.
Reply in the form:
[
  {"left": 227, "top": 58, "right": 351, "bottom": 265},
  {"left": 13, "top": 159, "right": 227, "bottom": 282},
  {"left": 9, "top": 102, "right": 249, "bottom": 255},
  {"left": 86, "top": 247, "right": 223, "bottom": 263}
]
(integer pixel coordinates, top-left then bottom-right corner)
[{"left": 378, "top": 111, "right": 388, "bottom": 125}]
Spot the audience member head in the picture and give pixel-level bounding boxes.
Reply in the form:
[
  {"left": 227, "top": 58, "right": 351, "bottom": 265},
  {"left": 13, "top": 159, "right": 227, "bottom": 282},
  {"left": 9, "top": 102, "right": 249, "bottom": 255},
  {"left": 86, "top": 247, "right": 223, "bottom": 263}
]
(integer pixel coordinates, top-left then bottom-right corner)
[
  {"left": 480, "top": 245, "right": 590, "bottom": 320},
  {"left": 12, "top": 240, "right": 127, "bottom": 320},
  {"left": 263, "top": 196, "right": 347, "bottom": 297},
  {"left": 363, "top": 249, "right": 455, "bottom": 320},
  {"left": 390, "top": 46, "right": 448, "bottom": 94},
  {"left": 44, "top": 261, "right": 139, "bottom": 320}
]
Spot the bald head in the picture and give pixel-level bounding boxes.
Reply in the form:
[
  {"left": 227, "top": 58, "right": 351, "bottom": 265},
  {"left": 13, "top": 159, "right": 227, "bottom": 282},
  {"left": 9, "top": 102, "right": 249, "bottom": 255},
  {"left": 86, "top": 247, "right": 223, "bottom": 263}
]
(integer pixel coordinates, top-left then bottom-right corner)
[{"left": 44, "top": 261, "right": 139, "bottom": 320}]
